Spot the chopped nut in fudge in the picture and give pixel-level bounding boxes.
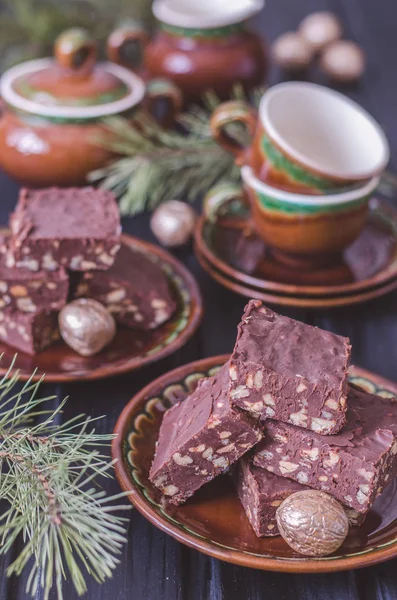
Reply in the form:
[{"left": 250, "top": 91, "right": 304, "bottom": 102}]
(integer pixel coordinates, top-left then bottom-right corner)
[
  {"left": 252, "top": 384, "right": 397, "bottom": 513},
  {"left": 228, "top": 300, "right": 351, "bottom": 434},
  {"left": 75, "top": 244, "right": 176, "bottom": 330},
  {"left": 232, "top": 455, "right": 365, "bottom": 537},
  {"left": 149, "top": 362, "right": 263, "bottom": 505},
  {"left": 0, "top": 235, "right": 68, "bottom": 312},
  {"left": 0, "top": 308, "right": 60, "bottom": 354},
  {"left": 9, "top": 187, "right": 121, "bottom": 272}
]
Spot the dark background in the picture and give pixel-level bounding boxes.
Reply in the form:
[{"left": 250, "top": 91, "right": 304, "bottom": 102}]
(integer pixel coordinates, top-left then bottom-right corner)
[{"left": 1, "top": 0, "right": 397, "bottom": 598}]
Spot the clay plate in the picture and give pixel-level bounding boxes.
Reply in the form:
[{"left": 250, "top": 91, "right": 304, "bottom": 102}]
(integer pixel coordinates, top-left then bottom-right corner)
[
  {"left": 113, "top": 354, "right": 397, "bottom": 573},
  {"left": 195, "top": 248, "right": 397, "bottom": 309},
  {"left": 194, "top": 198, "right": 397, "bottom": 297},
  {"left": 0, "top": 234, "right": 203, "bottom": 382}
]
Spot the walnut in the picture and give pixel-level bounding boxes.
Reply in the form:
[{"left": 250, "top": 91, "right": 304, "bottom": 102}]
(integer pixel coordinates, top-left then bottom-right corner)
[{"left": 276, "top": 490, "right": 349, "bottom": 556}]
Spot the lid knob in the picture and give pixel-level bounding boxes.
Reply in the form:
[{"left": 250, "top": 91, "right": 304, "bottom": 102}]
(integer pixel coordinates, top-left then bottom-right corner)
[{"left": 55, "top": 28, "right": 97, "bottom": 76}]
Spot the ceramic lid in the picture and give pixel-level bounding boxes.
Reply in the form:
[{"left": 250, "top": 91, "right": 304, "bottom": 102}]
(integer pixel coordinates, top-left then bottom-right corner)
[
  {"left": 153, "top": 0, "right": 265, "bottom": 29},
  {"left": 0, "top": 28, "right": 145, "bottom": 119}
]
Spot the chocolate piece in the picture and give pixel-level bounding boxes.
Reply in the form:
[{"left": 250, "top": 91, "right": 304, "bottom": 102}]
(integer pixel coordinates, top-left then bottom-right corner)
[
  {"left": 228, "top": 300, "right": 351, "bottom": 434},
  {"left": 75, "top": 244, "right": 176, "bottom": 330},
  {"left": 0, "top": 308, "right": 59, "bottom": 354},
  {"left": 0, "top": 235, "right": 68, "bottom": 311},
  {"left": 9, "top": 187, "right": 121, "bottom": 272},
  {"left": 252, "top": 384, "right": 397, "bottom": 513},
  {"left": 149, "top": 363, "right": 263, "bottom": 505},
  {"left": 232, "top": 456, "right": 365, "bottom": 537}
]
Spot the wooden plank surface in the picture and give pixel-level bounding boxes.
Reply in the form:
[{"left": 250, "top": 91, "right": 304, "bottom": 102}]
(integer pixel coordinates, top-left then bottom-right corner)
[{"left": 1, "top": 0, "right": 397, "bottom": 597}]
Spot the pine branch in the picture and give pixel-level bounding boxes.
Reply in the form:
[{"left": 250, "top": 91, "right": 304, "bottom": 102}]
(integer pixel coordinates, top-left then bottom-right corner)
[
  {"left": 89, "top": 87, "right": 263, "bottom": 216},
  {"left": 0, "top": 358, "right": 130, "bottom": 599}
]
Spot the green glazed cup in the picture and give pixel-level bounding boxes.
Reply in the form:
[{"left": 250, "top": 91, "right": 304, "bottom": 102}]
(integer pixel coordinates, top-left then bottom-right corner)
[
  {"left": 210, "top": 82, "right": 389, "bottom": 195},
  {"left": 204, "top": 166, "right": 380, "bottom": 266}
]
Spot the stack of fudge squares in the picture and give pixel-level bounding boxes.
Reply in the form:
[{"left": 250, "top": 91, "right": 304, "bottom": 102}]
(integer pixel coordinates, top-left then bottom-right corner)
[
  {"left": 150, "top": 299, "right": 397, "bottom": 538},
  {"left": 0, "top": 187, "right": 176, "bottom": 354}
]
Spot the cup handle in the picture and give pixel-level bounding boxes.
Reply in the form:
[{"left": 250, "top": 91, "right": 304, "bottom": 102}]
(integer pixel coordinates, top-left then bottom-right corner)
[
  {"left": 145, "top": 78, "right": 183, "bottom": 127},
  {"left": 107, "top": 23, "right": 150, "bottom": 70},
  {"left": 210, "top": 101, "right": 257, "bottom": 162},
  {"left": 203, "top": 182, "right": 249, "bottom": 224}
]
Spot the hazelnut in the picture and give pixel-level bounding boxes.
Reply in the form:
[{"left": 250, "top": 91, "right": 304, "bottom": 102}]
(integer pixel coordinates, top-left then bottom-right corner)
[
  {"left": 299, "top": 11, "right": 343, "bottom": 52},
  {"left": 276, "top": 490, "right": 349, "bottom": 556},
  {"left": 272, "top": 32, "right": 313, "bottom": 72},
  {"left": 320, "top": 40, "right": 365, "bottom": 83}
]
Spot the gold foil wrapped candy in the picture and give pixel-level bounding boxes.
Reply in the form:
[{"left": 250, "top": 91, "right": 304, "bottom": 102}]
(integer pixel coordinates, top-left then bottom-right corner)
[{"left": 59, "top": 299, "right": 116, "bottom": 356}]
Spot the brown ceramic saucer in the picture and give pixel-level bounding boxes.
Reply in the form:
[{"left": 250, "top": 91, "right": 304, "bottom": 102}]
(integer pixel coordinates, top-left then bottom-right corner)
[
  {"left": 112, "top": 354, "right": 397, "bottom": 573},
  {"left": 194, "top": 198, "right": 397, "bottom": 298},
  {"left": 0, "top": 234, "right": 203, "bottom": 382},
  {"left": 195, "top": 249, "right": 397, "bottom": 309}
]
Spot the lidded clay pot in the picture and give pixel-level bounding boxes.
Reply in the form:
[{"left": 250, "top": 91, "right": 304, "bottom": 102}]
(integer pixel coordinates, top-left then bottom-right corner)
[{"left": 0, "top": 28, "right": 180, "bottom": 187}]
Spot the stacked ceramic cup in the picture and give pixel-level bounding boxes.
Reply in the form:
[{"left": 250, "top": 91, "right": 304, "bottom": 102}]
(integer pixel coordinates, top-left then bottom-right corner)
[{"left": 195, "top": 82, "right": 394, "bottom": 308}]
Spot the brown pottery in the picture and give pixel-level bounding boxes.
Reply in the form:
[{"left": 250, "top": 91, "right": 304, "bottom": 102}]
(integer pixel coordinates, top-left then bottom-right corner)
[
  {"left": 108, "top": 0, "right": 268, "bottom": 102},
  {"left": 0, "top": 28, "right": 181, "bottom": 187},
  {"left": 113, "top": 354, "right": 397, "bottom": 573}
]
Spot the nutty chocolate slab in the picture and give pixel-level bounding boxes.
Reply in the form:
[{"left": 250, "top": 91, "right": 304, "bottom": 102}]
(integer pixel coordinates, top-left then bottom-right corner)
[
  {"left": 233, "top": 456, "right": 365, "bottom": 537},
  {"left": 0, "top": 308, "right": 60, "bottom": 354},
  {"left": 0, "top": 235, "right": 68, "bottom": 312},
  {"left": 75, "top": 244, "right": 176, "bottom": 330},
  {"left": 252, "top": 384, "right": 397, "bottom": 513},
  {"left": 229, "top": 300, "right": 351, "bottom": 434},
  {"left": 149, "top": 363, "right": 263, "bottom": 505},
  {"left": 9, "top": 187, "right": 121, "bottom": 272}
]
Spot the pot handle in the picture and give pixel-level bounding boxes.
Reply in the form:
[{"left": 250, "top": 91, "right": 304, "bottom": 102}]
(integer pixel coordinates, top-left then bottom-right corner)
[
  {"left": 210, "top": 101, "right": 257, "bottom": 163},
  {"left": 203, "top": 182, "right": 250, "bottom": 224},
  {"left": 107, "top": 23, "right": 150, "bottom": 70},
  {"left": 145, "top": 78, "right": 183, "bottom": 128},
  {"left": 55, "top": 28, "right": 97, "bottom": 76}
]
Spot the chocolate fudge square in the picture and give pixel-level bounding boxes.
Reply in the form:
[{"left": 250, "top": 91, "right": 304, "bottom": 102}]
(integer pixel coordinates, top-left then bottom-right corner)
[
  {"left": 0, "top": 235, "right": 68, "bottom": 312},
  {"left": 252, "top": 384, "right": 397, "bottom": 513},
  {"left": 75, "top": 244, "right": 176, "bottom": 330},
  {"left": 232, "top": 456, "right": 365, "bottom": 537},
  {"left": 149, "top": 362, "right": 263, "bottom": 505},
  {"left": 229, "top": 300, "right": 351, "bottom": 434},
  {"left": 9, "top": 187, "right": 121, "bottom": 272},
  {"left": 0, "top": 308, "right": 59, "bottom": 354}
]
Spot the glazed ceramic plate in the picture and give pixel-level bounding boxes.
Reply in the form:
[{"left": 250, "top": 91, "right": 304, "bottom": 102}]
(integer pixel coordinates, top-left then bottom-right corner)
[
  {"left": 195, "top": 249, "right": 397, "bottom": 309},
  {"left": 113, "top": 354, "right": 397, "bottom": 573},
  {"left": 0, "top": 234, "right": 203, "bottom": 382},
  {"left": 194, "top": 198, "right": 397, "bottom": 297}
]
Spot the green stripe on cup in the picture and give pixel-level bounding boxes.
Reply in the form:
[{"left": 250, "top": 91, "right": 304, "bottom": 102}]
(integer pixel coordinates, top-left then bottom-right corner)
[
  {"left": 255, "top": 189, "right": 369, "bottom": 215},
  {"left": 261, "top": 133, "right": 356, "bottom": 193}
]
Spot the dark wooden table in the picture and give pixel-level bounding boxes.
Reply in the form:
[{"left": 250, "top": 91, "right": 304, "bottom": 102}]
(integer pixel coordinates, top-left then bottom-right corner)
[{"left": 2, "top": 0, "right": 397, "bottom": 598}]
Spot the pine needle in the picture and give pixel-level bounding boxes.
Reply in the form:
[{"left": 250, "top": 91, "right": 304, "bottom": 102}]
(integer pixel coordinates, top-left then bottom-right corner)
[
  {"left": 89, "top": 87, "right": 263, "bottom": 216},
  {"left": 0, "top": 359, "right": 130, "bottom": 599}
]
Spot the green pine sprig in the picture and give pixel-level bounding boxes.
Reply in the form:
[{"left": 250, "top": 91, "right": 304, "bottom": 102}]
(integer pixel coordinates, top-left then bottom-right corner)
[
  {"left": 0, "top": 358, "right": 130, "bottom": 599},
  {"left": 89, "top": 87, "right": 263, "bottom": 216}
]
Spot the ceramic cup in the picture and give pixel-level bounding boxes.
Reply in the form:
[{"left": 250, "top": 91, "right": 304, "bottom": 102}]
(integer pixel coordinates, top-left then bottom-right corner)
[
  {"left": 203, "top": 165, "right": 380, "bottom": 266},
  {"left": 210, "top": 82, "right": 390, "bottom": 195}
]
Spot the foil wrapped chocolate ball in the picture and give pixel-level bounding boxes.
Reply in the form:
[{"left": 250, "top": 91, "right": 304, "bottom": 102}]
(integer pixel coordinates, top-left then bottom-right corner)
[
  {"left": 59, "top": 298, "right": 116, "bottom": 356},
  {"left": 150, "top": 200, "right": 197, "bottom": 248},
  {"left": 276, "top": 490, "right": 349, "bottom": 557}
]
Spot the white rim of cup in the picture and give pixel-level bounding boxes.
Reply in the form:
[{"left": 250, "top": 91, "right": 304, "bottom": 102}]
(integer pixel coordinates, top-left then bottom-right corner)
[
  {"left": 241, "top": 165, "right": 380, "bottom": 206},
  {"left": 0, "top": 58, "right": 146, "bottom": 119},
  {"left": 259, "top": 82, "right": 390, "bottom": 181},
  {"left": 153, "top": 0, "right": 265, "bottom": 29}
]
